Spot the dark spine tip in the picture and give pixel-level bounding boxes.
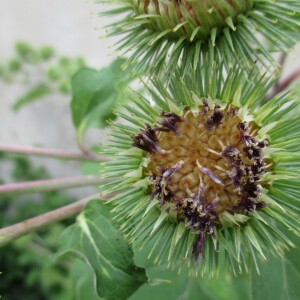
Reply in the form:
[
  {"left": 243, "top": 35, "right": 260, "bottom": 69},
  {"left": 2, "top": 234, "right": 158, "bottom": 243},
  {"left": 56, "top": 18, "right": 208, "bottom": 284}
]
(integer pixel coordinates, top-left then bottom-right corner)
[
  {"left": 258, "top": 140, "right": 268, "bottom": 148},
  {"left": 202, "top": 99, "right": 210, "bottom": 114},
  {"left": 131, "top": 124, "right": 160, "bottom": 154},
  {"left": 192, "top": 232, "right": 206, "bottom": 263},
  {"left": 156, "top": 111, "right": 184, "bottom": 134},
  {"left": 205, "top": 104, "right": 224, "bottom": 130},
  {"left": 238, "top": 121, "right": 248, "bottom": 131},
  {"left": 228, "top": 107, "right": 237, "bottom": 116}
]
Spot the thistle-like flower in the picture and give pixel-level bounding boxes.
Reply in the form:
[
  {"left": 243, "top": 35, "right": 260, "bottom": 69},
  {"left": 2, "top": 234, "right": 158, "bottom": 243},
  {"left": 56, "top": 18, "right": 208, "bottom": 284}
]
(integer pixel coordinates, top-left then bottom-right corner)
[
  {"left": 99, "top": 66, "right": 299, "bottom": 276},
  {"left": 97, "top": 0, "right": 300, "bottom": 75}
]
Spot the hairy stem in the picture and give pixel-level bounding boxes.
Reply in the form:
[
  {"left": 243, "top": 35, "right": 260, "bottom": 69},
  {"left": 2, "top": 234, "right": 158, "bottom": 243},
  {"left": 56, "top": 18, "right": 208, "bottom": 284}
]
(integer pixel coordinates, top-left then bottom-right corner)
[
  {"left": 274, "top": 68, "right": 300, "bottom": 94},
  {"left": 0, "top": 144, "right": 107, "bottom": 161},
  {"left": 0, "top": 194, "right": 100, "bottom": 246},
  {"left": 76, "top": 135, "right": 98, "bottom": 160},
  {"left": 267, "top": 58, "right": 300, "bottom": 101},
  {"left": 0, "top": 175, "right": 100, "bottom": 196}
]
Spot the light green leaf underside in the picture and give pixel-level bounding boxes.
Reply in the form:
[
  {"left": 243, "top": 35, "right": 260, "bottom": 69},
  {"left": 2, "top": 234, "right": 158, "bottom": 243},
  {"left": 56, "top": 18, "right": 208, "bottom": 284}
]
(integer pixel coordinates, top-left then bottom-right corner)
[
  {"left": 70, "top": 259, "right": 103, "bottom": 300},
  {"left": 55, "top": 200, "right": 147, "bottom": 300}
]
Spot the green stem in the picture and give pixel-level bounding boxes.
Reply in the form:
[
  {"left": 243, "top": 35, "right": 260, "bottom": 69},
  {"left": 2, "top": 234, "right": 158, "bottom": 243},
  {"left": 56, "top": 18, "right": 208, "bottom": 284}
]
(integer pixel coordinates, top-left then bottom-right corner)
[
  {"left": 0, "top": 175, "right": 100, "bottom": 196},
  {"left": 0, "top": 144, "right": 107, "bottom": 161},
  {"left": 0, "top": 194, "right": 101, "bottom": 246}
]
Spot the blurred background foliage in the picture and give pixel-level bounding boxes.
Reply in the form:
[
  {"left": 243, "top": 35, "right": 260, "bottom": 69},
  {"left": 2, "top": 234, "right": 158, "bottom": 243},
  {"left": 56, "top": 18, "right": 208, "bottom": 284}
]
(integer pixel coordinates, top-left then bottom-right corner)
[
  {"left": 0, "top": 41, "right": 85, "bottom": 111},
  {"left": 0, "top": 153, "right": 73, "bottom": 300},
  {"left": 0, "top": 41, "right": 134, "bottom": 300}
]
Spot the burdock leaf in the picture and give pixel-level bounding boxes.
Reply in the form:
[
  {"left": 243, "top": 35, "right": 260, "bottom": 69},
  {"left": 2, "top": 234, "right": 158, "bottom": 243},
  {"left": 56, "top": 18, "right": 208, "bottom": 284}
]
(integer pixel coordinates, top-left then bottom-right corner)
[
  {"left": 129, "top": 264, "right": 243, "bottom": 300},
  {"left": 70, "top": 58, "right": 132, "bottom": 141},
  {"left": 248, "top": 234, "right": 300, "bottom": 300},
  {"left": 228, "top": 231, "right": 300, "bottom": 300},
  {"left": 55, "top": 200, "right": 147, "bottom": 300},
  {"left": 70, "top": 259, "right": 102, "bottom": 300},
  {"left": 132, "top": 241, "right": 241, "bottom": 300}
]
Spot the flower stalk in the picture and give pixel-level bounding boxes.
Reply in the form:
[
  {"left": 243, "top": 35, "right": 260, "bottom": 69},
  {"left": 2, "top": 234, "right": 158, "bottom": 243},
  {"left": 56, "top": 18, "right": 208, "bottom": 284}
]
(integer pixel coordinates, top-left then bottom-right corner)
[
  {"left": 0, "top": 194, "right": 100, "bottom": 246},
  {"left": 0, "top": 144, "right": 106, "bottom": 161},
  {"left": 273, "top": 68, "right": 300, "bottom": 96},
  {"left": 0, "top": 175, "right": 100, "bottom": 196}
]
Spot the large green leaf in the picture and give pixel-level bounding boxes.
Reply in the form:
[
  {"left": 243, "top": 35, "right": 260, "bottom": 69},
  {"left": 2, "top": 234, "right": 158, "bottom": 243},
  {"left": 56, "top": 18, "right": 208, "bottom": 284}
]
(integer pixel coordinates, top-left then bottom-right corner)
[
  {"left": 131, "top": 230, "right": 300, "bottom": 300},
  {"left": 70, "top": 259, "right": 103, "bottom": 300},
  {"left": 129, "top": 266, "right": 225, "bottom": 300},
  {"left": 70, "top": 58, "right": 131, "bottom": 140},
  {"left": 131, "top": 241, "right": 242, "bottom": 300},
  {"left": 55, "top": 200, "right": 147, "bottom": 300},
  {"left": 131, "top": 248, "right": 299, "bottom": 300},
  {"left": 129, "top": 259, "right": 249, "bottom": 300},
  {"left": 247, "top": 233, "right": 300, "bottom": 300}
]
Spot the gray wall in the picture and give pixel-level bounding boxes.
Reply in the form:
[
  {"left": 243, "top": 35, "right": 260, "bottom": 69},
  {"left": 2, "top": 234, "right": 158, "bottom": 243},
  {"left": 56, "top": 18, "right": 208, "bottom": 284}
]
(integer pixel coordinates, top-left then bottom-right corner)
[
  {"left": 0, "top": 0, "right": 116, "bottom": 196},
  {"left": 0, "top": 1, "right": 299, "bottom": 196}
]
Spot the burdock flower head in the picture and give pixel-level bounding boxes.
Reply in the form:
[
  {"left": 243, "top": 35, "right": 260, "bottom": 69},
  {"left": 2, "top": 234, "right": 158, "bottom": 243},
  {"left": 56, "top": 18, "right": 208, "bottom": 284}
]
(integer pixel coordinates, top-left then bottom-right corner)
[
  {"left": 97, "top": 0, "right": 300, "bottom": 74},
  {"left": 100, "top": 67, "right": 300, "bottom": 275}
]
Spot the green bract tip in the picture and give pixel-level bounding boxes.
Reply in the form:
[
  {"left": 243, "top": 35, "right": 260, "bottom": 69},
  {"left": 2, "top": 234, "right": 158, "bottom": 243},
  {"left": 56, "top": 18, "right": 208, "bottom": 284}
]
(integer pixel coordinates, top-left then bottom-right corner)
[
  {"left": 97, "top": 0, "right": 300, "bottom": 75},
  {"left": 99, "top": 65, "right": 300, "bottom": 276}
]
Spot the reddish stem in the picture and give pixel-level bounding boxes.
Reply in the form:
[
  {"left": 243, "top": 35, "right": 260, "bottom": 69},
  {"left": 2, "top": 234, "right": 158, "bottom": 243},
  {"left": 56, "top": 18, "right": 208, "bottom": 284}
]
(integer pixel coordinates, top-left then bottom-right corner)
[
  {"left": 0, "top": 175, "right": 100, "bottom": 196},
  {"left": 0, "top": 194, "right": 102, "bottom": 246},
  {"left": 275, "top": 68, "right": 300, "bottom": 94},
  {"left": 0, "top": 144, "right": 107, "bottom": 161}
]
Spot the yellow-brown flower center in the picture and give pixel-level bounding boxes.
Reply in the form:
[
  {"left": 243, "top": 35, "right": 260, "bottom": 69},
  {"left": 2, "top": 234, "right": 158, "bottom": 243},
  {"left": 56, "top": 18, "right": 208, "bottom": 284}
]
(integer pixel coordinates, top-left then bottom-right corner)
[
  {"left": 131, "top": 102, "right": 268, "bottom": 259},
  {"left": 146, "top": 105, "right": 265, "bottom": 216}
]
